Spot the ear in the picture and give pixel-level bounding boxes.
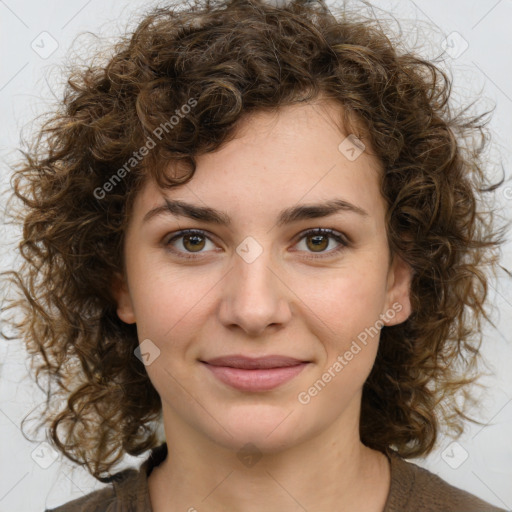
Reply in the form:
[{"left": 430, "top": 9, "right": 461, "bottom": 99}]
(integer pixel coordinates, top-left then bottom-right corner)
[
  {"left": 111, "top": 271, "right": 136, "bottom": 324},
  {"left": 382, "top": 253, "right": 413, "bottom": 326}
]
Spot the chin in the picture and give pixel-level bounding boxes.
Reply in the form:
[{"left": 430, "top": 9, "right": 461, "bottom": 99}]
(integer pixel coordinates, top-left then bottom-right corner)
[
  {"left": 202, "top": 403, "right": 309, "bottom": 453},
  {"left": 212, "top": 429, "right": 301, "bottom": 456}
]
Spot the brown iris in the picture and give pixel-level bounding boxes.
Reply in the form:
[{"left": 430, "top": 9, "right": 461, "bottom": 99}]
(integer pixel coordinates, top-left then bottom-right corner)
[
  {"left": 306, "top": 233, "right": 329, "bottom": 252},
  {"left": 182, "top": 233, "right": 206, "bottom": 252}
]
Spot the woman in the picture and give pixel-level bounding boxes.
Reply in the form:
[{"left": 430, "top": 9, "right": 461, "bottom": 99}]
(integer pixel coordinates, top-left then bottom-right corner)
[{"left": 3, "top": 0, "right": 509, "bottom": 510}]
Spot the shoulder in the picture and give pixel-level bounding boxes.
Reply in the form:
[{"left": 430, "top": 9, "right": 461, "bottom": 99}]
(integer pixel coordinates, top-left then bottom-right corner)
[
  {"left": 44, "top": 482, "right": 117, "bottom": 512},
  {"left": 44, "top": 443, "right": 168, "bottom": 512},
  {"left": 43, "top": 468, "right": 140, "bottom": 512},
  {"left": 385, "top": 450, "right": 509, "bottom": 512}
]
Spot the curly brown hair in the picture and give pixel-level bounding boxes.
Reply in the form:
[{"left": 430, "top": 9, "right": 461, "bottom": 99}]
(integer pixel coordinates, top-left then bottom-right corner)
[{"left": 2, "top": 0, "right": 509, "bottom": 481}]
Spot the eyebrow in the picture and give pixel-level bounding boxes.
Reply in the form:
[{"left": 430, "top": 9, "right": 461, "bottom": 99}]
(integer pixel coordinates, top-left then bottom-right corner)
[{"left": 142, "top": 198, "right": 369, "bottom": 227}]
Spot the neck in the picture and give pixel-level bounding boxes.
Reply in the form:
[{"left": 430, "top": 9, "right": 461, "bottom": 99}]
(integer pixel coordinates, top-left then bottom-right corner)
[{"left": 148, "top": 406, "right": 391, "bottom": 512}]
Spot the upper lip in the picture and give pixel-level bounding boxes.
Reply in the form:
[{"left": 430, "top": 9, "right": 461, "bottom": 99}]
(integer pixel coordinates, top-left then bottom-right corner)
[{"left": 201, "top": 355, "right": 308, "bottom": 369}]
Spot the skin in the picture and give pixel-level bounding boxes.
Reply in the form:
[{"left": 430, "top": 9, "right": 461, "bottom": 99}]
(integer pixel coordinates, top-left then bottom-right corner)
[{"left": 113, "top": 99, "right": 413, "bottom": 512}]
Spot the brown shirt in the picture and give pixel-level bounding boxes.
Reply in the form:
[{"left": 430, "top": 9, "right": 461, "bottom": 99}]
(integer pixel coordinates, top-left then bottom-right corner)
[{"left": 45, "top": 443, "right": 509, "bottom": 512}]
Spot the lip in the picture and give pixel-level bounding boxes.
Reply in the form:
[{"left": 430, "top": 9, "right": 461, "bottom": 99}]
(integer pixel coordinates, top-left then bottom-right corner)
[
  {"left": 203, "top": 355, "right": 307, "bottom": 369},
  {"left": 200, "top": 355, "right": 310, "bottom": 392}
]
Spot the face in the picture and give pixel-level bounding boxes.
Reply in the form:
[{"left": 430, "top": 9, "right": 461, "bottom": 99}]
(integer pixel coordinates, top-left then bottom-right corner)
[{"left": 113, "top": 100, "right": 412, "bottom": 454}]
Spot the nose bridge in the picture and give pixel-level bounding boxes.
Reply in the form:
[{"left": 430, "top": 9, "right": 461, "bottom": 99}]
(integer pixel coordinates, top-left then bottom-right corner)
[{"left": 218, "top": 235, "right": 291, "bottom": 335}]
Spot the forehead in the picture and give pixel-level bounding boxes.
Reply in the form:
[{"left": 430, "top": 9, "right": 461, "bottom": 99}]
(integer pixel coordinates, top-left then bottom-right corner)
[{"left": 131, "top": 100, "right": 385, "bottom": 226}]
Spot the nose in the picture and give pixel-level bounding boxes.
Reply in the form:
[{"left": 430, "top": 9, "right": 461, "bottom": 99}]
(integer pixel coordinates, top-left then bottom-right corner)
[{"left": 217, "top": 246, "right": 293, "bottom": 337}]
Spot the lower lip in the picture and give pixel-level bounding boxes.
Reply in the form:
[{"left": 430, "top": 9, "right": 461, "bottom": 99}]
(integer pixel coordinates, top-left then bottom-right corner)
[{"left": 202, "top": 362, "right": 309, "bottom": 392}]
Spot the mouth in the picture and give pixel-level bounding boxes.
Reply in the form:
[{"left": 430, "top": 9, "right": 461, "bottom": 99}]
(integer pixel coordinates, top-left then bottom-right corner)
[
  {"left": 200, "top": 355, "right": 310, "bottom": 392},
  {"left": 201, "top": 355, "right": 309, "bottom": 369}
]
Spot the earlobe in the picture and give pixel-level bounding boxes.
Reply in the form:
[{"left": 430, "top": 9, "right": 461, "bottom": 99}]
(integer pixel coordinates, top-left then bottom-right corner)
[
  {"left": 383, "top": 253, "right": 413, "bottom": 326},
  {"left": 111, "top": 271, "right": 136, "bottom": 324}
]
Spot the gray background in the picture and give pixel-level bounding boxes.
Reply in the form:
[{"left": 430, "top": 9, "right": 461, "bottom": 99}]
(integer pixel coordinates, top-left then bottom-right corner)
[{"left": 0, "top": 0, "right": 511, "bottom": 510}]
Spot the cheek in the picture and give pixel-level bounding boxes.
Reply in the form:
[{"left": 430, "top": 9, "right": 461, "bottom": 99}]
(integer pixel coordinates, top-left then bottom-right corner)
[
  {"left": 129, "top": 270, "right": 213, "bottom": 393},
  {"left": 130, "top": 268, "right": 212, "bottom": 340},
  {"left": 297, "top": 265, "right": 388, "bottom": 345},
  {"left": 294, "top": 273, "right": 386, "bottom": 407}
]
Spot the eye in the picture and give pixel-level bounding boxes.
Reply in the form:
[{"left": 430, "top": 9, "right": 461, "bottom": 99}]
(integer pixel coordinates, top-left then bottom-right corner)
[
  {"left": 163, "top": 228, "right": 349, "bottom": 260},
  {"left": 293, "top": 228, "right": 349, "bottom": 260},
  {"left": 164, "top": 229, "right": 216, "bottom": 259}
]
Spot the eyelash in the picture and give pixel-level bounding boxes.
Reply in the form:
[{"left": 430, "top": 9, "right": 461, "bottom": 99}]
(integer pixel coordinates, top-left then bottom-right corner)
[{"left": 163, "top": 228, "right": 349, "bottom": 261}]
